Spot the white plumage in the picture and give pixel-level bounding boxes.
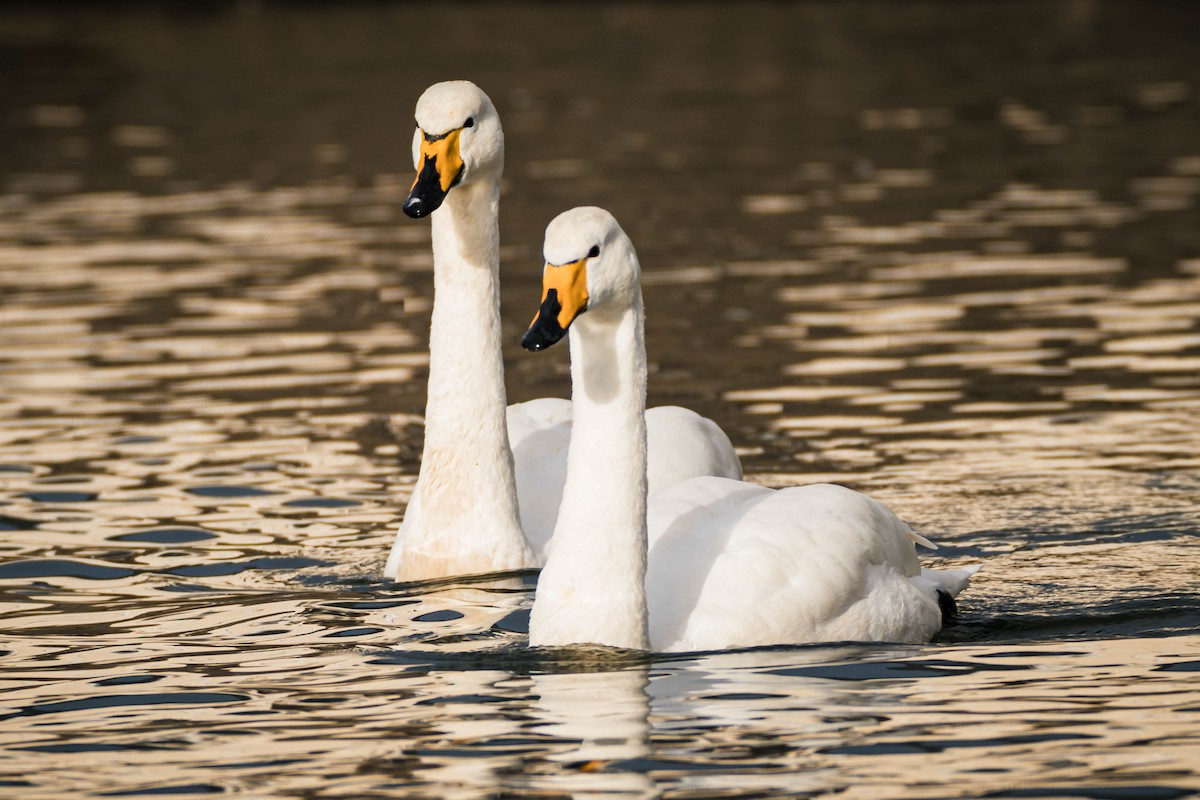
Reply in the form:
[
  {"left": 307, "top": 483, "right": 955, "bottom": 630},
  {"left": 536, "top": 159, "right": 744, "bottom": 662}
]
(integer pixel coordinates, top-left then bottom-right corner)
[
  {"left": 509, "top": 399, "right": 743, "bottom": 556},
  {"left": 646, "top": 478, "right": 979, "bottom": 650},
  {"left": 385, "top": 82, "right": 740, "bottom": 581},
  {"left": 525, "top": 207, "right": 981, "bottom": 652}
]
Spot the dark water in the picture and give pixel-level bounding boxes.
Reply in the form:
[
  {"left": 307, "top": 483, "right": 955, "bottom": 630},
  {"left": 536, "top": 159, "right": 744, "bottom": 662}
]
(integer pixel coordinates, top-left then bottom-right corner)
[{"left": 2, "top": 2, "right": 1200, "bottom": 798}]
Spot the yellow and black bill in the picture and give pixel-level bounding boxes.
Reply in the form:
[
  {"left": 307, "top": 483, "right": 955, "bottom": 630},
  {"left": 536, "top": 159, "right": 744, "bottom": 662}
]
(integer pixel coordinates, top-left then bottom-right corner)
[
  {"left": 522, "top": 256, "right": 588, "bottom": 352},
  {"left": 403, "top": 127, "right": 465, "bottom": 219}
]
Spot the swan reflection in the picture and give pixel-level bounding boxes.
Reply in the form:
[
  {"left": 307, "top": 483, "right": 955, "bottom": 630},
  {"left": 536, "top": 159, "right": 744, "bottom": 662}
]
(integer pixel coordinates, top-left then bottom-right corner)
[{"left": 529, "top": 667, "right": 655, "bottom": 799}]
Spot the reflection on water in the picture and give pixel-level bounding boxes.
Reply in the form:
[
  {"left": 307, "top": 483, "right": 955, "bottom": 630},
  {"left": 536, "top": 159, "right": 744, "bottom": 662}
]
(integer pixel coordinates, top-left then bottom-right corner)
[{"left": 1, "top": 1, "right": 1199, "bottom": 798}]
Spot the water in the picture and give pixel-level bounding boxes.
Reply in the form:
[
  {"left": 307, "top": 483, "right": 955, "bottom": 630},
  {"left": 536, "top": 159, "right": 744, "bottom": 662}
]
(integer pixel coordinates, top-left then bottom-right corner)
[{"left": 2, "top": 1, "right": 1199, "bottom": 797}]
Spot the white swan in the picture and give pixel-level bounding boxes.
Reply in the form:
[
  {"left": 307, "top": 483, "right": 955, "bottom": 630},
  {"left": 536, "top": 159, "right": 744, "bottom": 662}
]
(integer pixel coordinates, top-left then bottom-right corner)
[
  {"left": 385, "top": 82, "right": 741, "bottom": 582},
  {"left": 523, "top": 207, "right": 980, "bottom": 652}
]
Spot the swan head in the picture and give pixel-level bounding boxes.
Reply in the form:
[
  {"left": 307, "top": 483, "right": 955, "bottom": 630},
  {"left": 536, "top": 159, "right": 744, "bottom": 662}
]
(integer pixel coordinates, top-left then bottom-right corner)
[
  {"left": 522, "top": 207, "right": 639, "bottom": 352},
  {"left": 403, "top": 80, "right": 504, "bottom": 218}
]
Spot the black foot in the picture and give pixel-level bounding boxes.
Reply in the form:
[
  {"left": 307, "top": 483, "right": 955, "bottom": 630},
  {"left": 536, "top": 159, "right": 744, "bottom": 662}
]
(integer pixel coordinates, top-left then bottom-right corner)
[{"left": 937, "top": 589, "right": 958, "bottom": 625}]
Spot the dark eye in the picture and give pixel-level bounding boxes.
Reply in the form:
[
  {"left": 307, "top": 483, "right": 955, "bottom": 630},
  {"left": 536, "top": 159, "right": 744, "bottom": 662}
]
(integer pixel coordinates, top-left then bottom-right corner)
[
  {"left": 464, "top": 117, "right": 475, "bottom": 128},
  {"left": 588, "top": 245, "right": 600, "bottom": 258}
]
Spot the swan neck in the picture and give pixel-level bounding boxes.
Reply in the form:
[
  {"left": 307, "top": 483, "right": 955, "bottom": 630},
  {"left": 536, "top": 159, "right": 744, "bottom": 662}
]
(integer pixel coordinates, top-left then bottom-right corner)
[
  {"left": 397, "top": 177, "right": 531, "bottom": 578},
  {"left": 425, "top": 182, "right": 505, "bottom": 436},
  {"left": 531, "top": 292, "right": 650, "bottom": 650}
]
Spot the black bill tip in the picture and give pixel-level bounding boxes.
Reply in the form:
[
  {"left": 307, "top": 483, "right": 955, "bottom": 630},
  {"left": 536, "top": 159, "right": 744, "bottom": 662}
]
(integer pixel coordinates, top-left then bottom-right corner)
[
  {"left": 403, "top": 155, "right": 449, "bottom": 219},
  {"left": 522, "top": 289, "right": 568, "bottom": 352},
  {"left": 402, "top": 194, "right": 432, "bottom": 218}
]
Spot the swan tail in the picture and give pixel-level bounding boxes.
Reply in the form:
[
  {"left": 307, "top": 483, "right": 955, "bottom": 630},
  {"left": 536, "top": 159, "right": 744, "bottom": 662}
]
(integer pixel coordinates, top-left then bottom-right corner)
[{"left": 920, "top": 563, "right": 983, "bottom": 599}]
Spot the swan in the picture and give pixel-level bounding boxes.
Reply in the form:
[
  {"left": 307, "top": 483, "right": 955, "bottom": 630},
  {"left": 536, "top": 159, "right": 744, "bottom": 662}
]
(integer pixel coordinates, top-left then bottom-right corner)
[
  {"left": 522, "top": 207, "right": 980, "bottom": 652},
  {"left": 385, "top": 81, "right": 741, "bottom": 582}
]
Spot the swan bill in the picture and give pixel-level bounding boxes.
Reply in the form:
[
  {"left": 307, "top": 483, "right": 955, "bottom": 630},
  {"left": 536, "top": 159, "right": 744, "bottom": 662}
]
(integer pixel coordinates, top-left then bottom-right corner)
[
  {"left": 403, "top": 128, "right": 465, "bottom": 218},
  {"left": 522, "top": 258, "right": 588, "bottom": 351},
  {"left": 522, "top": 289, "right": 567, "bottom": 351}
]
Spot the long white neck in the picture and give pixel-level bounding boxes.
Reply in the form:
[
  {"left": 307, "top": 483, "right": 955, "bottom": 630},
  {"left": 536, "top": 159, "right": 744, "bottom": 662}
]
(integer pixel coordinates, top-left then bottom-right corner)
[
  {"left": 387, "top": 180, "right": 535, "bottom": 581},
  {"left": 529, "top": 289, "right": 649, "bottom": 650}
]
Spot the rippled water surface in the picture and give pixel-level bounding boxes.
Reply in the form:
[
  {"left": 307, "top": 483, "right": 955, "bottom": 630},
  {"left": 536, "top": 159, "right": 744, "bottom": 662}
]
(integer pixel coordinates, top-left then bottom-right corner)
[{"left": 2, "top": 2, "right": 1200, "bottom": 798}]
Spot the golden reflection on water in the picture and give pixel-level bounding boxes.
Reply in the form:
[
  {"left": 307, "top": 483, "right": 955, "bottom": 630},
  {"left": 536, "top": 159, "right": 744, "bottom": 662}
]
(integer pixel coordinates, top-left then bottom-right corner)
[
  {"left": 2, "top": 1, "right": 1200, "bottom": 797},
  {"left": 2, "top": 635, "right": 1198, "bottom": 798}
]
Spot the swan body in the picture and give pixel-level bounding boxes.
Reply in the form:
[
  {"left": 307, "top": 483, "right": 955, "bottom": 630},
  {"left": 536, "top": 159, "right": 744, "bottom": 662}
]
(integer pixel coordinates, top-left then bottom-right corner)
[
  {"left": 523, "top": 207, "right": 980, "bottom": 652},
  {"left": 385, "top": 82, "right": 740, "bottom": 582},
  {"left": 645, "top": 478, "right": 979, "bottom": 650},
  {"left": 508, "top": 399, "right": 743, "bottom": 555}
]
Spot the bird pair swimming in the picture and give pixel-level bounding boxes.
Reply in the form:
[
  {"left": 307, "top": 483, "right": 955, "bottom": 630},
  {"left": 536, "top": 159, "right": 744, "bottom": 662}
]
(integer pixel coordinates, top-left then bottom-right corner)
[{"left": 386, "top": 80, "right": 980, "bottom": 652}]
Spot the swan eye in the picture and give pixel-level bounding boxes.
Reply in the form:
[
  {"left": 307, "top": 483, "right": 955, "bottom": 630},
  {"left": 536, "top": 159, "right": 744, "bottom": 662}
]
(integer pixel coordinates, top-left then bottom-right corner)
[
  {"left": 464, "top": 117, "right": 475, "bottom": 128},
  {"left": 588, "top": 245, "right": 600, "bottom": 258}
]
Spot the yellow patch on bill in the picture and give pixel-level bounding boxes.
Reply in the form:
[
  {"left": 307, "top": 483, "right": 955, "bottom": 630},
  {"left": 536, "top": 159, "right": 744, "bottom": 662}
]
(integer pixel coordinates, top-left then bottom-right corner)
[{"left": 542, "top": 257, "right": 589, "bottom": 329}]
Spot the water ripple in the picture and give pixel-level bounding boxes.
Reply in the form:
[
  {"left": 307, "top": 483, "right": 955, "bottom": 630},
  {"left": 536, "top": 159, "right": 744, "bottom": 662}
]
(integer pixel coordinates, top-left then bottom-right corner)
[{"left": 1, "top": 2, "right": 1199, "bottom": 798}]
